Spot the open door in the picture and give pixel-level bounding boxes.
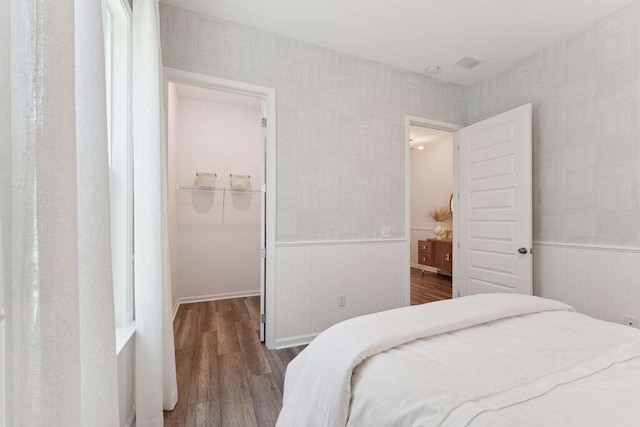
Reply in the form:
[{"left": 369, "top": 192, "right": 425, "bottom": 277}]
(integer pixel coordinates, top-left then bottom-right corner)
[{"left": 455, "top": 104, "right": 532, "bottom": 296}]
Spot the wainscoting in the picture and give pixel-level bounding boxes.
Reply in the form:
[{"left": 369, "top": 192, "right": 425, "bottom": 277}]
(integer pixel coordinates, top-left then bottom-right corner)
[
  {"left": 534, "top": 242, "right": 640, "bottom": 325},
  {"left": 274, "top": 240, "right": 408, "bottom": 348}
]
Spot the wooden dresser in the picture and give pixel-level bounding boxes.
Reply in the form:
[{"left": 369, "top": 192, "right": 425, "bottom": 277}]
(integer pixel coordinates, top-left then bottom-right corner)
[{"left": 418, "top": 238, "right": 453, "bottom": 272}]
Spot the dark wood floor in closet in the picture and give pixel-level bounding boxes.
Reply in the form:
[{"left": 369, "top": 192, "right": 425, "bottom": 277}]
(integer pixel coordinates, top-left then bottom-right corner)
[
  {"left": 410, "top": 267, "right": 453, "bottom": 304},
  {"left": 164, "top": 296, "right": 305, "bottom": 427},
  {"left": 166, "top": 275, "right": 450, "bottom": 426}
]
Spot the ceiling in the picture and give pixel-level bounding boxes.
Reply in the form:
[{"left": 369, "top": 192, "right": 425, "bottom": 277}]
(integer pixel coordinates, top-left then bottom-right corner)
[
  {"left": 410, "top": 126, "right": 452, "bottom": 148},
  {"left": 174, "top": 83, "right": 262, "bottom": 110},
  {"left": 161, "top": 0, "right": 632, "bottom": 86}
]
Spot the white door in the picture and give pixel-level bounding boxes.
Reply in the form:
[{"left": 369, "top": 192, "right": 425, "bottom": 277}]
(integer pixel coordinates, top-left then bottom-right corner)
[{"left": 455, "top": 104, "right": 532, "bottom": 296}]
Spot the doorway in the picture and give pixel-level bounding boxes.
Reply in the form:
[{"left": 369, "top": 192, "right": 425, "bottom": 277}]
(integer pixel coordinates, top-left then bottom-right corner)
[
  {"left": 165, "top": 69, "right": 276, "bottom": 345},
  {"left": 405, "top": 116, "right": 461, "bottom": 305}
]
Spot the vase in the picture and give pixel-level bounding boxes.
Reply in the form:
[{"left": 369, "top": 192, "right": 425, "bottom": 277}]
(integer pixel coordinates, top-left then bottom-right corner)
[{"left": 433, "top": 222, "right": 444, "bottom": 238}]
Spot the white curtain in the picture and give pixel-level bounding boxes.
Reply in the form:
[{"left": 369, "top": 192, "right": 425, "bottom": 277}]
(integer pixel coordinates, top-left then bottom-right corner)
[
  {"left": 132, "top": 0, "right": 179, "bottom": 425},
  {"left": 1, "top": 0, "right": 119, "bottom": 426}
]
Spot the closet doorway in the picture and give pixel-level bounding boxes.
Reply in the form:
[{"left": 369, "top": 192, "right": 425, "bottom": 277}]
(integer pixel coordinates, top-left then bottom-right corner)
[
  {"left": 165, "top": 69, "right": 276, "bottom": 345},
  {"left": 405, "top": 117, "right": 460, "bottom": 305}
]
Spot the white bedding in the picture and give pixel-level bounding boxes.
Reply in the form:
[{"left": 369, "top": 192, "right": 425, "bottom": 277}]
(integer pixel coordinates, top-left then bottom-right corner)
[
  {"left": 352, "top": 311, "right": 640, "bottom": 426},
  {"left": 455, "top": 345, "right": 640, "bottom": 426},
  {"left": 277, "top": 294, "right": 640, "bottom": 427}
]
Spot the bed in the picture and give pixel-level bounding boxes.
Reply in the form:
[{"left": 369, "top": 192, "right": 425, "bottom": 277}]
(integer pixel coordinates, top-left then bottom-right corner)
[{"left": 276, "top": 294, "right": 640, "bottom": 426}]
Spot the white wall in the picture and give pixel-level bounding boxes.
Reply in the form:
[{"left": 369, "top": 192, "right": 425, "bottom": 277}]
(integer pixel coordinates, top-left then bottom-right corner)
[
  {"left": 168, "top": 89, "right": 263, "bottom": 307},
  {"left": 159, "top": 4, "right": 467, "bottom": 242},
  {"left": 468, "top": 2, "right": 640, "bottom": 325},
  {"left": 117, "top": 340, "right": 135, "bottom": 427},
  {"left": 274, "top": 240, "right": 407, "bottom": 348},
  {"left": 167, "top": 82, "right": 180, "bottom": 302},
  {"left": 534, "top": 243, "right": 640, "bottom": 325},
  {"left": 409, "top": 138, "right": 453, "bottom": 266},
  {"left": 159, "top": 4, "right": 467, "bottom": 346}
]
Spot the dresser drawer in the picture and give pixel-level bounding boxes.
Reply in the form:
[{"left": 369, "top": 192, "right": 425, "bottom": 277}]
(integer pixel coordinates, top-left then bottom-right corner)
[
  {"left": 417, "top": 240, "right": 431, "bottom": 254},
  {"left": 418, "top": 251, "right": 433, "bottom": 266},
  {"left": 417, "top": 238, "right": 453, "bottom": 271}
]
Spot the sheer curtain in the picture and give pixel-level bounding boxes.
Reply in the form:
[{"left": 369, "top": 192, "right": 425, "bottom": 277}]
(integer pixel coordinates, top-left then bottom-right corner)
[
  {"left": 132, "top": 0, "right": 179, "bottom": 425},
  {"left": 1, "top": 0, "right": 118, "bottom": 426}
]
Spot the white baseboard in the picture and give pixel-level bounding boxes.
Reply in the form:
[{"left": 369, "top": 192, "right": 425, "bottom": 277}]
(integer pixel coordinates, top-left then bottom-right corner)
[
  {"left": 172, "top": 290, "right": 260, "bottom": 319},
  {"left": 410, "top": 263, "right": 437, "bottom": 273},
  {"left": 273, "top": 333, "right": 318, "bottom": 349},
  {"left": 410, "top": 263, "right": 452, "bottom": 277}
]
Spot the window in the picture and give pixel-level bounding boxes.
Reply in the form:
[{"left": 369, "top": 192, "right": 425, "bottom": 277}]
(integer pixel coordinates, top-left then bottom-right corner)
[{"left": 104, "top": 0, "right": 134, "bottom": 351}]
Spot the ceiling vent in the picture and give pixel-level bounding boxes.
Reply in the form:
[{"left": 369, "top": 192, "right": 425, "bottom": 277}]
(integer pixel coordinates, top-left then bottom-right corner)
[{"left": 455, "top": 55, "right": 482, "bottom": 69}]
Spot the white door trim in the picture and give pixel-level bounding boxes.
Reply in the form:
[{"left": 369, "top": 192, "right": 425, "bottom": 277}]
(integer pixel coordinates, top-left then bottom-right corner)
[
  {"left": 405, "top": 116, "right": 462, "bottom": 306},
  {"left": 163, "top": 68, "right": 277, "bottom": 348}
]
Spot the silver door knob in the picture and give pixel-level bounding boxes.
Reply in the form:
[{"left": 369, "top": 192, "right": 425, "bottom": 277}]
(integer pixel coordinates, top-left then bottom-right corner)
[{"left": 517, "top": 247, "right": 528, "bottom": 254}]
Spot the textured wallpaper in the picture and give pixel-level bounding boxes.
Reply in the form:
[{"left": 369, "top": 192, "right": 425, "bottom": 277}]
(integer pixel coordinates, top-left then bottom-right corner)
[
  {"left": 467, "top": 2, "right": 640, "bottom": 247},
  {"left": 159, "top": 4, "right": 467, "bottom": 241}
]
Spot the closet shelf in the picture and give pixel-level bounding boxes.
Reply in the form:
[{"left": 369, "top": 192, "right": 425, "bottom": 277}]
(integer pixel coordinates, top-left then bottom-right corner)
[{"left": 177, "top": 186, "right": 262, "bottom": 194}]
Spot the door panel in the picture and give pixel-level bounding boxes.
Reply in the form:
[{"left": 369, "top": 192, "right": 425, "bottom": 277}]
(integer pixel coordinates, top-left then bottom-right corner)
[{"left": 456, "top": 104, "right": 532, "bottom": 296}]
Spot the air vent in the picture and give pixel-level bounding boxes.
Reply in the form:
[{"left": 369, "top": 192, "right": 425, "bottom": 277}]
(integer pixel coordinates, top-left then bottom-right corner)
[{"left": 455, "top": 55, "right": 482, "bottom": 69}]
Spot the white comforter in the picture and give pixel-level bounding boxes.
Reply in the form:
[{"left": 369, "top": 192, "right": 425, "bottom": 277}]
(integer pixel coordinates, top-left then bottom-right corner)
[{"left": 277, "top": 294, "right": 640, "bottom": 427}]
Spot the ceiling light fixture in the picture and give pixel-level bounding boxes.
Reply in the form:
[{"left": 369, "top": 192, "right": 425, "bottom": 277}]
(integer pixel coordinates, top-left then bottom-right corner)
[{"left": 424, "top": 66, "right": 440, "bottom": 75}]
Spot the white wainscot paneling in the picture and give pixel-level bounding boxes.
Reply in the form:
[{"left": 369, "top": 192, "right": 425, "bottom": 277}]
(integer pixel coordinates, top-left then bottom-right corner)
[
  {"left": 534, "top": 242, "right": 640, "bottom": 325},
  {"left": 274, "top": 240, "right": 408, "bottom": 348}
]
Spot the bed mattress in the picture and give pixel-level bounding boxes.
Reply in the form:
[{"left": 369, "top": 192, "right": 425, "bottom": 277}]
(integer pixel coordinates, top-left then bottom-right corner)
[
  {"left": 277, "top": 294, "right": 640, "bottom": 426},
  {"left": 350, "top": 310, "right": 640, "bottom": 426}
]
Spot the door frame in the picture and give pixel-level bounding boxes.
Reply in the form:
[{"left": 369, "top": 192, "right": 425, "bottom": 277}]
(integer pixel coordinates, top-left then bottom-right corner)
[
  {"left": 404, "top": 116, "right": 462, "bottom": 305},
  {"left": 163, "top": 68, "right": 277, "bottom": 347}
]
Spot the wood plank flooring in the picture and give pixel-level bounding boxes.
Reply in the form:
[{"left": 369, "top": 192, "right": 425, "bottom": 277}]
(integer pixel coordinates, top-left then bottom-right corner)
[
  {"left": 164, "top": 296, "right": 305, "bottom": 427},
  {"left": 410, "top": 267, "right": 452, "bottom": 304},
  {"left": 167, "top": 275, "right": 450, "bottom": 426}
]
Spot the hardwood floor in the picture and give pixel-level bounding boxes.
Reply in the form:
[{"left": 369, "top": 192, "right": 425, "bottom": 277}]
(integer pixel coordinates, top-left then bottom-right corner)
[
  {"left": 164, "top": 296, "right": 305, "bottom": 427},
  {"left": 410, "top": 267, "right": 452, "bottom": 304},
  {"left": 167, "top": 275, "right": 449, "bottom": 426}
]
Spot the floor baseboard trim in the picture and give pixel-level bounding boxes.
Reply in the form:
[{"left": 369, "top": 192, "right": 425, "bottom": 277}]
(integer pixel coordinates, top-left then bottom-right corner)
[
  {"left": 410, "top": 263, "right": 452, "bottom": 277},
  {"left": 172, "top": 290, "right": 260, "bottom": 319},
  {"left": 273, "top": 333, "right": 318, "bottom": 349},
  {"left": 410, "top": 263, "right": 437, "bottom": 273}
]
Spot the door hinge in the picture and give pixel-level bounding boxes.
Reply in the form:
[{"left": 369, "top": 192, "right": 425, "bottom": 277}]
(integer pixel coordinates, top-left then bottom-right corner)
[
  {"left": 261, "top": 183, "right": 266, "bottom": 193},
  {"left": 261, "top": 118, "right": 267, "bottom": 127},
  {"left": 261, "top": 247, "right": 266, "bottom": 258},
  {"left": 457, "top": 144, "right": 460, "bottom": 151},
  {"left": 260, "top": 313, "right": 265, "bottom": 323}
]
